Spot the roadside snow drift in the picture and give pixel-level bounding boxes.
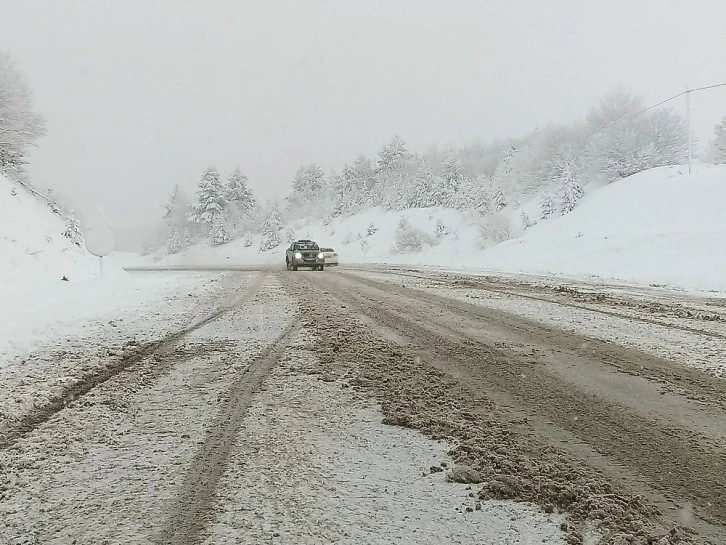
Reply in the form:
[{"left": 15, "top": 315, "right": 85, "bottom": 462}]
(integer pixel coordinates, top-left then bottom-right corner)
[{"left": 480, "top": 165, "right": 726, "bottom": 292}]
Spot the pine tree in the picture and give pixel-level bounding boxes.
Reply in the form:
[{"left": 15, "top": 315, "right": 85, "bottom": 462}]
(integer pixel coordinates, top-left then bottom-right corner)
[
  {"left": 434, "top": 219, "right": 447, "bottom": 239},
  {"left": 63, "top": 212, "right": 83, "bottom": 247},
  {"left": 183, "top": 227, "right": 192, "bottom": 248},
  {"left": 258, "top": 202, "right": 283, "bottom": 252},
  {"left": 167, "top": 229, "right": 181, "bottom": 254},
  {"left": 367, "top": 222, "right": 378, "bottom": 236},
  {"left": 212, "top": 216, "right": 230, "bottom": 246},
  {"left": 286, "top": 228, "right": 296, "bottom": 243},
  {"left": 410, "top": 160, "right": 444, "bottom": 208},
  {"left": 557, "top": 154, "right": 584, "bottom": 214},
  {"left": 376, "top": 135, "right": 410, "bottom": 174},
  {"left": 226, "top": 167, "right": 255, "bottom": 212},
  {"left": 492, "top": 189, "right": 507, "bottom": 211},
  {"left": 440, "top": 151, "right": 465, "bottom": 207},
  {"left": 541, "top": 195, "right": 555, "bottom": 219},
  {"left": 189, "top": 168, "right": 227, "bottom": 225}
]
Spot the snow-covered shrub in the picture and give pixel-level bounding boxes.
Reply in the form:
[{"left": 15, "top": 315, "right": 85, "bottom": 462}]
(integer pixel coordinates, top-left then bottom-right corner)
[
  {"left": 367, "top": 222, "right": 378, "bottom": 236},
  {"left": 244, "top": 233, "right": 253, "bottom": 247},
  {"left": 62, "top": 212, "right": 83, "bottom": 247},
  {"left": 286, "top": 228, "right": 296, "bottom": 243},
  {"left": 479, "top": 212, "right": 516, "bottom": 246},
  {"left": 520, "top": 211, "right": 534, "bottom": 230},
  {"left": 393, "top": 216, "right": 435, "bottom": 253},
  {"left": 434, "top": 219, "right": 447, "bottom": 239}
]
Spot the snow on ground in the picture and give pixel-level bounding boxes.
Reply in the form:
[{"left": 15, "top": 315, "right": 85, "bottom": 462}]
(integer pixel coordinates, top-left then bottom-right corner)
[
  {"left": 0, "top": 174, "right": 104, "bottom": 294},
  {"left": 0, "top": 276, "right": 292, "bottom": 544},
  {"left": 0, "top": 272, "right": 237, "bottom": 426},
  {"left": 141, "top": 165, "right": 726, "bottom": 294},
  {"left": 352, "top": 270, "right": 726, "bottom": 379},
  {"left": 203, "top": 328, "right": 567, "bottom": 545}
]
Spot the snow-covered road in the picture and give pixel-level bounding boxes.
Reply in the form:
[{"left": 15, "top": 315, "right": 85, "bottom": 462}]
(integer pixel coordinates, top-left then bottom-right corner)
[
  {"left": 0, "top": 271, "right": 569, "bottom": 545},
  {"left": 3, "top": 267, "right": 725, "bottom": 544}
]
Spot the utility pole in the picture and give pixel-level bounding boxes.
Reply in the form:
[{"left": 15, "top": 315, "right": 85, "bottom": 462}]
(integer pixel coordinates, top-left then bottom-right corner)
[{"left": 686, "top": 86, "right": 692, "bottom": 174}]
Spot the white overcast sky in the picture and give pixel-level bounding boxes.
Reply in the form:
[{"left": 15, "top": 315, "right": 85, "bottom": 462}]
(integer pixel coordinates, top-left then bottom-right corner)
[{"left": 1, "top": 0, "right": 725, "bottom": 228}]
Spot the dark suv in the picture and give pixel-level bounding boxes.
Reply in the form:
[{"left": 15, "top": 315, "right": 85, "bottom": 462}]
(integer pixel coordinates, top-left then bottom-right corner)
[{"left": 286, "top": 240, "right": 325, "bottom": 271}]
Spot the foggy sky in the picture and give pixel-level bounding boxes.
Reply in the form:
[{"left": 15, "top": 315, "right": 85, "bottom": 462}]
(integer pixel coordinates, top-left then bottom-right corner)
[{"left": 1, "top": 0, "right": 725, "bottom": 229}]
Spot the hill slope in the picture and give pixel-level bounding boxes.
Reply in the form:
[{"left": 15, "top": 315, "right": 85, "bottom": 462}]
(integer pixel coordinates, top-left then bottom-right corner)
[{"left": 0, "top": 174, "right": 103, "bottom": 296}]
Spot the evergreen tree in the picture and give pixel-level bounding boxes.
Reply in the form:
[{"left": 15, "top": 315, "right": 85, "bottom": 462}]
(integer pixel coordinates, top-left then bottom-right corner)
[
  {"left": 167, "top": 229, "right": 181, "bottom": 254},
  {"left": 410, "top": 160, "right": 444, "bottom": 208},
  {"left": 376, "top": 135, "right": 410, "bottom": 174},
  {"left": 258, "top": 202, "right": 283, "bottom": 251},
  {"left": 286, "top": 228, "right": 296, "bottom": 243},
  {"left": 541, "top": 195, "right": 555, "bottom": 219},
  {"left": 212, "top": 215, "right": 230, "bottom": 245},
  {"left": 367, "top": 222, "right": 378, "bottom": 236},
  {"left": 439, "top": 151, "right": 465, "bottom": 207},
  {"left": 63, "top": 212, "right": 83, "bottom": 247},
  {"left": 183, "top": 227, "right": 192, "bottom": 248},
  {"left": 189, "top": 168, "right": 226, "bottom": 225},
  {"left": 226, "top": 167, "right": 255, "bottom": 212}
]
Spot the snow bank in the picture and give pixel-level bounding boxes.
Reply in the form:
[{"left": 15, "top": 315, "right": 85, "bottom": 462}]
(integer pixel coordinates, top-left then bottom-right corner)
[
  {"left": 479, "top": 165, "right": 726, "bottom": 292},
  {"left": 0, "top": 173, "right": 113, "bottom": 298},
  {"left": 136, "top": 165, "right": 726, "bottom": 293}
]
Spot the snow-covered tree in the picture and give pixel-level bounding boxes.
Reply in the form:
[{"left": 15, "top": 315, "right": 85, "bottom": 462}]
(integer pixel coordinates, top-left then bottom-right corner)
[
  {"left": 183, "top": 227, "right": 192, "bottom": 248},
  {"left": 376, "top": 135, "right": 410, "bottom": 174},
  {"left": 558, "top": 155, "right": 584, "bottom": 214},
  {"left": 706, "top": 116, "right": 726, "bottom": 164},
  {"left": 211, "top": 215, "right": 230, "bottom": 246},
  {"left": 409, "top": 160, "right": 443, "bottom": 208},
  {"left": 366, "top": 222, "right": 378, "bottom": 236},
  {"left": 258, "top": 201, "right": 283, "bottom": 252},
  {"left": 286, "top": 228, "right": 295, "bottom": 243},
  {"left": 189, "top": 168, "right": 227, "bottom": 228},
  {"left": 541, "top": 195, "right": 555, "bottom": 219},
  {"left": 167, "top": 229, "right": 181, "bottom": 254},
  {"left": 434, "top": 219, "right": 447, "bottom": 239},
  {"left": 63, "top": 212, "right": 83, "bottom": 247},
  {"left": 492, "top": 188, "right": 507, "bottom": 211},
  {"left": 439, "top": 151, "right": 466, "bottom": 207},
  {"left": 521, "top": 211, "right": 534, "bottom": 230},
  {"left": 0, "top": 52, "right": 45, "bottom": 175},
  {"left": 286, "top": 164, "right": 330, "bottom": 218},
  {"left": 226, "top": 167, "right": 255, "bottom": 212}
]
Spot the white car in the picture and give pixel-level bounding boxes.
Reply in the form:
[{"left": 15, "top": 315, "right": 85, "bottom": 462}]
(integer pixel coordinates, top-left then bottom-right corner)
[{"left": 320, "top": 247, "right": 339, "bottom": 266}]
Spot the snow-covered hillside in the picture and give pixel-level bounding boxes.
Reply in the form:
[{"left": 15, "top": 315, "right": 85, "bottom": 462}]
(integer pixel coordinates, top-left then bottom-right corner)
[
  {"left": 135, "top": 166, "right": 726, "bottom": 293},
  {"left": 0, "top": 174, "right": 103, "bottom": 296}
]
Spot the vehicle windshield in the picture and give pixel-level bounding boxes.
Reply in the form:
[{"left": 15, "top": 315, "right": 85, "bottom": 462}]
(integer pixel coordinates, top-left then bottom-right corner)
[{"left": 296, "top": 242, "right": 319, "bottom": 251}]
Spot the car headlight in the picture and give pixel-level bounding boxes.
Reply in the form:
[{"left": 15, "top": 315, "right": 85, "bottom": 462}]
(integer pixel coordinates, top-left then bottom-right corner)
[
  {"left": 317, "top": 252, "right": 324, "bottom": 259},
  {"left": 295, "top": 252, "right": 302, "bottom": 259}
]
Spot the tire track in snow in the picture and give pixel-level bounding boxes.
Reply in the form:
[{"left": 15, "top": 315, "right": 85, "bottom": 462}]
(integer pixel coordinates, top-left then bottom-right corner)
[
  {"left": 153, "top": 319, "right": 300, "bottom": 545},
  {"left": 0, "top": 272, "right": 266, "bottom": 451}
]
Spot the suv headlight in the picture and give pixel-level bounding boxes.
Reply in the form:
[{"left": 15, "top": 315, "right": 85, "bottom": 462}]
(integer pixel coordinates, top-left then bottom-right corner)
[
  {"left": 317, "top": 252, "right": 324, "bottom": 259},
  {"left": 295, "top": 252, "right": 302, "bottom": 259}
]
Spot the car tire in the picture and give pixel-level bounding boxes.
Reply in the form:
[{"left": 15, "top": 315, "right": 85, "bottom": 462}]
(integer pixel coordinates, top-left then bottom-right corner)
[
  {"left": 319, "top": 264, "right": 325, "bottom": 271},
  {"left": 292, "top": 265, "right": 298, "bottom": 271}
]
